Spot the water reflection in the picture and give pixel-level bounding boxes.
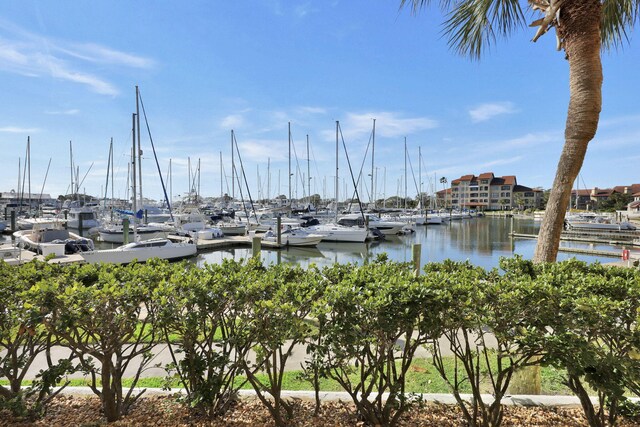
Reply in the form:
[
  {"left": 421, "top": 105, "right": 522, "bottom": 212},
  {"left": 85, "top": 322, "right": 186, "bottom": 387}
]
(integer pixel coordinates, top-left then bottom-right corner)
[
  {"left": 1, "top": 217, "right": 621, "bottom": 270},
  {"left": 193, "top": 217, "right": 619, "bottom": 270}
]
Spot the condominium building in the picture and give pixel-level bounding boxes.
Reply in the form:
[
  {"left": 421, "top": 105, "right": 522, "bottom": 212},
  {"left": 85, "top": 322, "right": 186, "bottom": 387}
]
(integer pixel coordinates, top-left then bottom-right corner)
[{"left": 438, "top": 172, "right": 542, "bottom": 211}]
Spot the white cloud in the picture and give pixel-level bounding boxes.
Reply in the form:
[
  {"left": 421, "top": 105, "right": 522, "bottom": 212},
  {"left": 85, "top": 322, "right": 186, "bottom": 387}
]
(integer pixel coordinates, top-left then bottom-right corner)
[
  {"left": 322, "top": 111, "right": 438, "bottom": 141},
  {"left": 237, "top": 140, "right": 288, "bottom": 163},
  {"left": 61, "top": 43, "right": 155, "bottom": 68},
  {"left": 469, "top": 102, "right": 517, "bottom": 123},
  {"left": 0, "top": 20, "right": 154, "bottom": 96},
  {"left": 502, "top": 132, "right": 558, "bottom": 148},
  {"left": 295, "top": 106, "right": 327, "bottom": 115},
  {"left": 432, "top": 156, "right": 524, "bottom": 178},
  {"left": 0, "top": 126, "right": 38, "bottom": 133},
  {"left": 45, "top": 109, "right": 80, "bottom": 115},
  {"left": 220, "top": 114, "right": 246, "bottom": 129}
]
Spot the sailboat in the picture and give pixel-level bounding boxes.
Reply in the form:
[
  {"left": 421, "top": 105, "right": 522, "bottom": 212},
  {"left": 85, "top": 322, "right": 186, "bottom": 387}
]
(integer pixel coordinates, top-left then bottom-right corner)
[
  {"left": 305, "top": 121, "right": 368, "bottom": 243},
  {"left": 81, "top": 86, "right": 196, "bottom": 264}
]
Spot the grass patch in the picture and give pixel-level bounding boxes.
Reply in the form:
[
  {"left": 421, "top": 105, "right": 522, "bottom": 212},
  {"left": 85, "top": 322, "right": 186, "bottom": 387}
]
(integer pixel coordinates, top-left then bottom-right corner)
[{"left": 1, "top": 357, "right": 577, "bottom": 395}]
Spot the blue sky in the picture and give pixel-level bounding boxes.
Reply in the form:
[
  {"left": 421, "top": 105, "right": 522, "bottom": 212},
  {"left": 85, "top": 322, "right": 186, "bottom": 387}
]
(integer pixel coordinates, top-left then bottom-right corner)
[{"left": 1, "top": 1, "right": 638, "bottom": 203}]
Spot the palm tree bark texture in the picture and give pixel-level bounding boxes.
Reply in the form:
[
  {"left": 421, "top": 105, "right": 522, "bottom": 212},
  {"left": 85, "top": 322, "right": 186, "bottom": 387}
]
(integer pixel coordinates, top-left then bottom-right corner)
[{"left": 534, "top": 0, "right": 602, "bottom": 263}]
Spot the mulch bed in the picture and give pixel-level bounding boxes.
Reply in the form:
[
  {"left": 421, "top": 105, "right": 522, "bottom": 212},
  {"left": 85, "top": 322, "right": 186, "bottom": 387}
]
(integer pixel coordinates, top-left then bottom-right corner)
[{"left": 2, "top": 395, "right": 640, "bottom": 426}]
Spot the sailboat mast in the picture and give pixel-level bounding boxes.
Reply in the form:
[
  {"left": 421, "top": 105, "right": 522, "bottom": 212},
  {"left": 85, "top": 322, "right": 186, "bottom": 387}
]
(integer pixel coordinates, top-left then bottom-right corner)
[
  {"left": 231, "top": 131, "right": 235, "bottom": 200},
  {"left": 306, "top": 135, "right": 310, "bottom": 206},
  {"left": 419, "top": 146, "right": 422, "bottom": 212},
  {"left": 27, "top": 136, "right": 31, "bottom": 213},
  {"left": 169, "top": 158, "right": 173, "bottom": 206},
  {"left": 69, "top": 141, "right": 73, "bottom": 200},
  {"left": 335, "top": 120, "right": 339, "bottom": 223},
  {"left": 104, "top": 139, "right": 112, "bottom": 209},
  {"left": 371, "top": 119, "right": 375, "bottom": 206},
  {"left": 267, "top": 157, "right": 271, "bottom": 202},
  {"left": 135, "top": 86, "right": 143, "bottom": 208},
  {"left": 131, "top": 113, "right": 138, "bottom": 240},
  {"left": 219, "top": 152, "right": 223, "bottom": 200},
  {"left": 188, "top": 157, "right": 192, "bottom": 202},
  {"left": 17, "top": 158, "right": 21, "bottom": 208},
  {"left": 288, "top": 122, "right": 292, "bottom": 203},
  {"left": 111, "top": 140, "right": 114, "bottom": 206},
  {"left": 404, "top": 137, "right": 408, "bottom": 211}
]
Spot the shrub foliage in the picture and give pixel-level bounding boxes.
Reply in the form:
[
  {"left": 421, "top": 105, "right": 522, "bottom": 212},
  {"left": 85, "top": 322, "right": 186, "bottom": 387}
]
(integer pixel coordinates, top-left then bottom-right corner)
[{"left": 1, "top": 256, "right": 639, "bottom": 426}]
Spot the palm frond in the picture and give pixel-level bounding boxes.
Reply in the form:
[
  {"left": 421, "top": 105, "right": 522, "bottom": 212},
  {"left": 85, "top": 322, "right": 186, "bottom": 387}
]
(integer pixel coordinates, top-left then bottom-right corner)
[
  {"left": 400, "top": 0, "right": 527, "bottom": 59},
  {"left": 446, "top": 0, "right": 526, "bottom": 59},
  {"left": 600, "top": 0, "right": 640, "bottom": 50}
]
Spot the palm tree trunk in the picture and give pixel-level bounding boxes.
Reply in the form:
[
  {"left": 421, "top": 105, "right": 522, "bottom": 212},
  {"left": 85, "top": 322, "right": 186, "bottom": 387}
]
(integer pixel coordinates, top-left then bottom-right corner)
[
  {"left": 533, "top": 0, "right": 602, "bottom": 264},
  {"left": 517, "top": 0, "right": 603, "bottom": 397}
]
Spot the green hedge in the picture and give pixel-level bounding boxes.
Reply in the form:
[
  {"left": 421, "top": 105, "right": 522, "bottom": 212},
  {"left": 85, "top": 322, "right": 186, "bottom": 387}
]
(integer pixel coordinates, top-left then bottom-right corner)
[{"left": 1, "top": 256, "right": 639, "bottom": 426}]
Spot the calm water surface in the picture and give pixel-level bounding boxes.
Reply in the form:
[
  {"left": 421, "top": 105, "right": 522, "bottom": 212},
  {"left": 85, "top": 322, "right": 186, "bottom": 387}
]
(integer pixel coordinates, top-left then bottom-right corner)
[
  {"left": 0, "top": 217, "right": 622, "bottom": 269},
  {"left": 195, "top": 217, "right": 621, "bottom": 270}
]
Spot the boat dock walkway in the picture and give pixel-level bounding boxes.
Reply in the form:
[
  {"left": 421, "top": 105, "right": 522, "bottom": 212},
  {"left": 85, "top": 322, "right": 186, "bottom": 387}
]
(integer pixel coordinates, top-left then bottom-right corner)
[
  {"left": 512, "top": 228, "right": 640, "bottom": 245},
  {"left": 510, "top": 232, "right": 640, "bottom": 258}
]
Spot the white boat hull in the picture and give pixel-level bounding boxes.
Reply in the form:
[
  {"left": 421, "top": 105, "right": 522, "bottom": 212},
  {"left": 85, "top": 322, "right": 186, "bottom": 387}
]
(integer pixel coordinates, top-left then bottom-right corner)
[
  {"left": 566, "top": 221, "right": 636, "bottom": 231},
  {"left": 81, "top": 239, "right": 197, "bottom": 264},
  {"left": 262, "top": 229, "right": 324, "bottom": 247},
  {"left": 14, "top": 228, "right": 94, "bottom": 255},
  {"left": 305, "top": 224, "right": 368, "bottom": 243},
  {"left": 98, "top": 227, "right": 167, "bottom": 243}
]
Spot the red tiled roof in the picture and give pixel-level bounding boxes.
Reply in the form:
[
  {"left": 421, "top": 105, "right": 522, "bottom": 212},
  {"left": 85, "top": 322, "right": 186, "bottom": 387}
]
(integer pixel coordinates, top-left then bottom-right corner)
[
  {"left": 502, "top": 176, "right": 517, "bottom": 186},
  {"left": 571, "top": 189, "right": 592, "bottom": 196},
  {"left": 478, "top": 172, "right": 494, "bottom": 180},
  {"left": 459, "top": 174, "right": 475, "bottom": 182},
  {"left": 592, "top": 189, "right": 614, "bottom": 197},
  {"left": 612, "top": 184, "right": 640, "bottom": 194}
]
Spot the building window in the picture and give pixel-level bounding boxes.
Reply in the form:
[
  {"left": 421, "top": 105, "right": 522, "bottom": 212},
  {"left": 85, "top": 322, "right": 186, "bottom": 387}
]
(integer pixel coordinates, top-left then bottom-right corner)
[{"left": 501, "top": 185, "right": 510, "bottom": 190}]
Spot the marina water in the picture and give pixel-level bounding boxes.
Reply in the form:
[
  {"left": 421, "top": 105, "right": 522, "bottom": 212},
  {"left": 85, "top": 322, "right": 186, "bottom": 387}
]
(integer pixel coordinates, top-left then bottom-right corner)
[{"left": 194, "top": 217, "right": 620, "bottom": 269}]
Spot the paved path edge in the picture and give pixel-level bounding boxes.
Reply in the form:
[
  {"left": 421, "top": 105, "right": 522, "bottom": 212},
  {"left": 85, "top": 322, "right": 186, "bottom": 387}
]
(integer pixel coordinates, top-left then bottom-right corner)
[{"left": 57, "top": 387, "right": 640, "bottom": 407}]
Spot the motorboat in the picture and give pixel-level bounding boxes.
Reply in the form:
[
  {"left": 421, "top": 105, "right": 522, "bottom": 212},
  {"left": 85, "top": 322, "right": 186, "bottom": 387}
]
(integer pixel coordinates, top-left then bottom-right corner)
[
  {"left": 305, "top": 223, "right": 368, "bottom": 243},
  {"left": 566, "top": 220, "right": 636, "bottom": 231},
  {"left": 214, "top": 221, "right": 247, "bottom": 236},
  {"left": 16, "top": 216, "right": 63, "bottom": 230},
  {"left": 80, "top": 238, "right": 197, "bottom": 264},
  {"left": 261, "top": 227, "right": 324, "bottom": 247},
  {"left": 337, "top": 213, "right": 405, "bottom": 236},
  {"left": 98, "top": 223, "right": 168, "bottom": 243},
  {"left": 65, "top": 207, "right": 100, "bottom": 230},
  {"left": 173, "top": 220, "right": 224, "bottom": 240},
  {"left": 14, "top": 226, "right": 94, "bottom": 256}
]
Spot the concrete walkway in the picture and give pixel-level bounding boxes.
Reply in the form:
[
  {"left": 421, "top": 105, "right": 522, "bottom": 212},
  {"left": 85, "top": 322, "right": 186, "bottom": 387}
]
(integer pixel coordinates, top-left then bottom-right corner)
[
  {"left": 54, "top": 386, "right": 623, "bottom": 408},
  {"left": 7, "top": 333, "right": 499, "bottom": 381}
]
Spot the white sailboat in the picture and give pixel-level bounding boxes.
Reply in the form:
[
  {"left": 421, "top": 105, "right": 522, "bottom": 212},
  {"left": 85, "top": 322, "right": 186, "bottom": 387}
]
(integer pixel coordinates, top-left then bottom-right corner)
[
  {"left": 305, "top": 121, "right": 368, "bottom": 243},
  {"left": 80, "top": 87, "right": 196, "bottom": 264}
]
